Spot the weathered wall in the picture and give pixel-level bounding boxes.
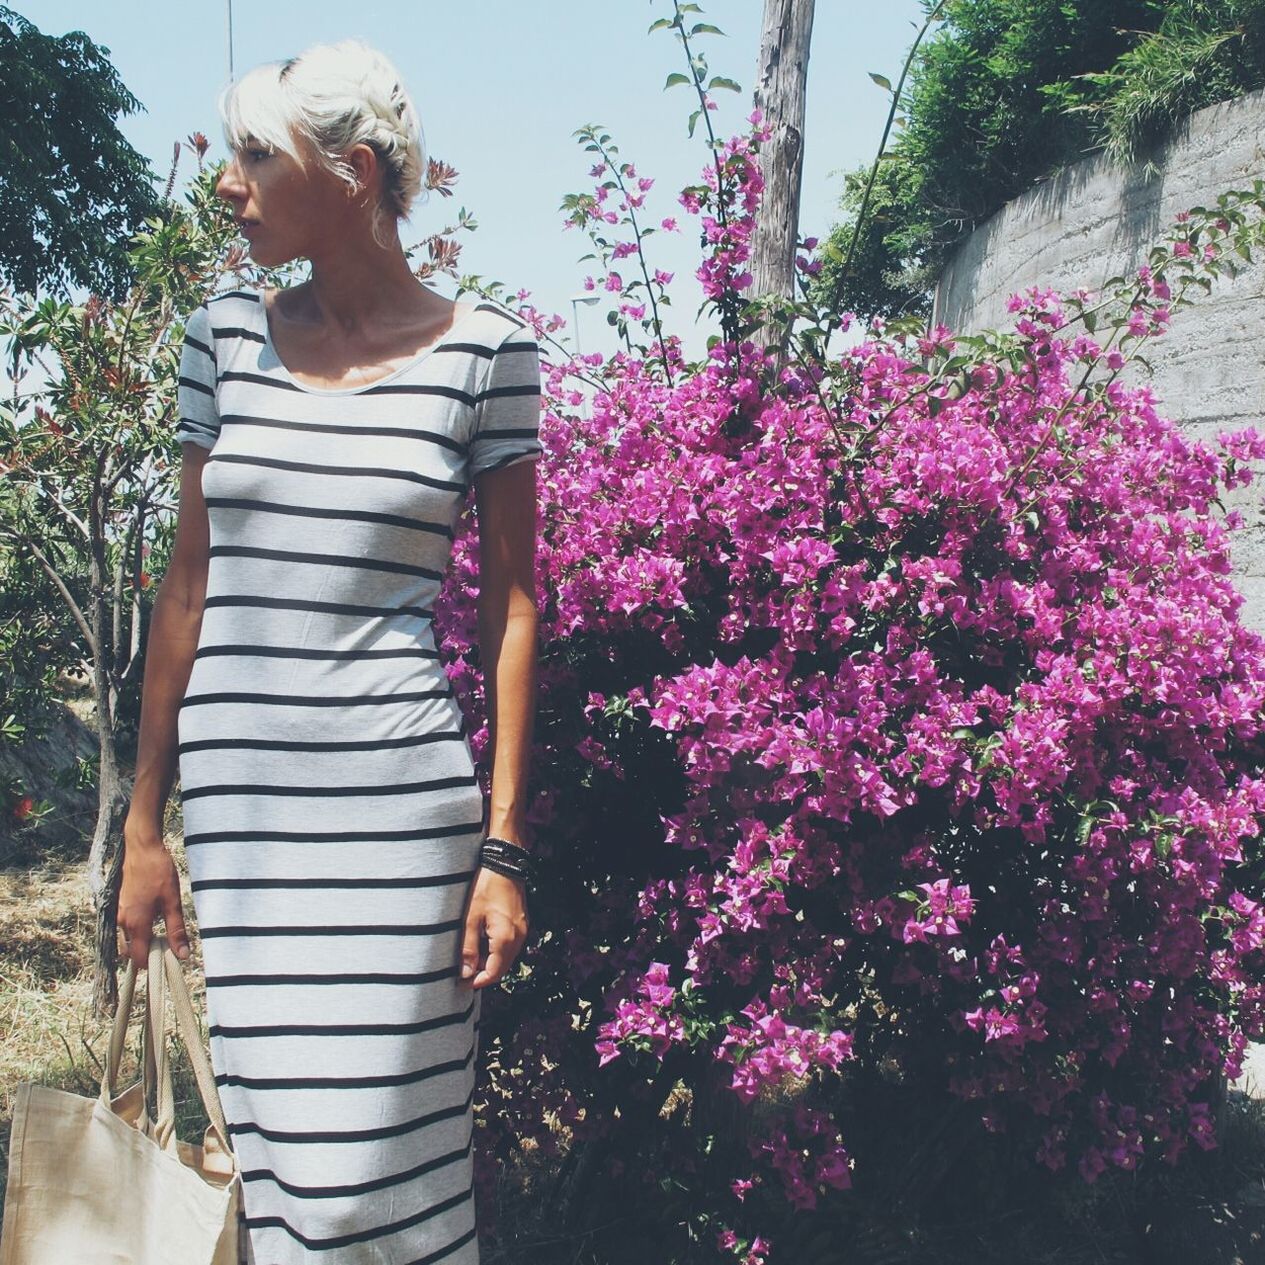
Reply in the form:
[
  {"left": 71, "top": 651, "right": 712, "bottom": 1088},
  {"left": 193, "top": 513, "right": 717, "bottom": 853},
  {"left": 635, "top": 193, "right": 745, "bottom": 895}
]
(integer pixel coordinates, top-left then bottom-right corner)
[{"left": 933, "top": 87, "right": 1265, "bottom": 630}]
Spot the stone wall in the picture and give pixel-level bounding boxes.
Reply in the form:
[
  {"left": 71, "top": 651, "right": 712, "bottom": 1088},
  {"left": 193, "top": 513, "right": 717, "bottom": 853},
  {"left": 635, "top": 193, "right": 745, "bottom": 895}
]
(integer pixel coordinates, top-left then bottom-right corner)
[{"left": 933, "top": 87, "right": 1265, "bottom": 629}]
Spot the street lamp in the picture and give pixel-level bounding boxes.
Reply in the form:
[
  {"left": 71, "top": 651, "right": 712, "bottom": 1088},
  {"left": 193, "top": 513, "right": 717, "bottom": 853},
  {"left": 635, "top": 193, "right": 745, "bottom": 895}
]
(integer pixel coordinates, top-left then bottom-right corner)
[
  {"left": 570, "top": 291, "right": 601, "bottom": 358},
  {"left": 570, "top": 291, "right": 601, "bottom": 419}
]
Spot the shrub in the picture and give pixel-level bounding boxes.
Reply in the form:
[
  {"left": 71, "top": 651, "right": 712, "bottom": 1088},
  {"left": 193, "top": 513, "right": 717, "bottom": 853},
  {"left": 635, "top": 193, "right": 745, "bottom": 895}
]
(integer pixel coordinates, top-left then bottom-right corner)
[{"left": 438, "top": 106, "right": 1265, "bottom": 1259}]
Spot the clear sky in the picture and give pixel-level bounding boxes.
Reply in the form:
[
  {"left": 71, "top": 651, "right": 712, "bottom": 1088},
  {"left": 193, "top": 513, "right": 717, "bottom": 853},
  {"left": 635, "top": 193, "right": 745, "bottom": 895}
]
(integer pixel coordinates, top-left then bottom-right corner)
[{"left": 13, "top": 0, "right": 927, "bottom": 361}]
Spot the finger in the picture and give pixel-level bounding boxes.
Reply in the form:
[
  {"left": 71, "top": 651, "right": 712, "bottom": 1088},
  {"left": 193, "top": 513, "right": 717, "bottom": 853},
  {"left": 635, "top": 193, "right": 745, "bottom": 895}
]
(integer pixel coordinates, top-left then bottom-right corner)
[
  {"left": 473, "top": 931, "right": 506, "bottom": 989},
  {"left": 459, "top": 907, "right": 484, "bottom": 985},
  {"left": 162, "top": 894, "right": 192, "bottom": 961},
  {"left": 131, "top": 925, "right": 152, "bottom": 974}
]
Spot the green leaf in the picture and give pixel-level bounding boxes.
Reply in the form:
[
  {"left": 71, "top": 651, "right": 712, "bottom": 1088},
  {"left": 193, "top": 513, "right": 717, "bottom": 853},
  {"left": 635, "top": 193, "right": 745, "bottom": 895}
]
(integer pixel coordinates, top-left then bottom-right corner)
[
  {"left": 691, "top": 23, "right": 725, "bottom": 36},
  {"left": 647, "top": 16, "right": 673, "bottom": 32},
  {"left": 664, "top": 72, "right": 692, "bottom": 90},
  {"left": 869, "top": 72, "right": 892, "bottom": 91},
  {"left": 707, "top": 76, "right": 741, "bottom": 92}
]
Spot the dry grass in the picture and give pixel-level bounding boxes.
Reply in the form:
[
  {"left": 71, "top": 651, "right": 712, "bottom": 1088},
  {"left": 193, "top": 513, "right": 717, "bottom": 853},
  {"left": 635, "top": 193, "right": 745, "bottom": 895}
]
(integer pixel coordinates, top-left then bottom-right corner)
[
  {"left": 3, "top": 839, "right": 1265, "bottom": 1263},
  {"left": 0, "top": 835, "right": 212, "bottom": 1229}
]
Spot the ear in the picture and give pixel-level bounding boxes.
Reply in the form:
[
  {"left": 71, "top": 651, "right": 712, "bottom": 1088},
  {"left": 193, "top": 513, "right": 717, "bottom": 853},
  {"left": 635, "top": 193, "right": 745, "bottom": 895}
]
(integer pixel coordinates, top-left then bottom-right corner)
[{"left": 346, "top": 141, "right": 380, "bottom": 197}]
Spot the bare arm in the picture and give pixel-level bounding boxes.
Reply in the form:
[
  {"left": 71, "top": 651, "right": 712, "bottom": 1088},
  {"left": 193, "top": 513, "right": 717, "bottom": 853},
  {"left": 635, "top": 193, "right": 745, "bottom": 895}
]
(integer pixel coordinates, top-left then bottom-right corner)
[
  {"left": 460, "top": 456, "right": 539, "bottom": 989},
  {"left": 474, "top": 457, "right": 539, "bottom": 845},
  {"left": 119, "top": 443, "right": 212, "bottom": 967}
]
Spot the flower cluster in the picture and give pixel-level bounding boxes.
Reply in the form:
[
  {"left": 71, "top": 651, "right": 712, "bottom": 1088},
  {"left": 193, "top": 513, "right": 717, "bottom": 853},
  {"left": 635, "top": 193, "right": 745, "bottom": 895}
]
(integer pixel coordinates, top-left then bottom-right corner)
[{"left": 434, "top": 110, "right": 1265, "bottom": 1243}]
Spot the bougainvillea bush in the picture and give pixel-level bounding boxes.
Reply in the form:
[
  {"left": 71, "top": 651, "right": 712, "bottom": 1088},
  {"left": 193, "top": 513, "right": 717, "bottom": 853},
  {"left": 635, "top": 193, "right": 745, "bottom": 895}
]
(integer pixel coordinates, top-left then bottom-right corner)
[{"left": 436, "top": 105, "right": 1265, "bottom": 1262}]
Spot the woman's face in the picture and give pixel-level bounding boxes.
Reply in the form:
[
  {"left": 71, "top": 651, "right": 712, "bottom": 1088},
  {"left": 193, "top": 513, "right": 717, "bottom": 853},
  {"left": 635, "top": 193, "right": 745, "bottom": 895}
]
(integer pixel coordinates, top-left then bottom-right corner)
[{"left": 215, "top": 132, "right": 364, "bottom": 267}]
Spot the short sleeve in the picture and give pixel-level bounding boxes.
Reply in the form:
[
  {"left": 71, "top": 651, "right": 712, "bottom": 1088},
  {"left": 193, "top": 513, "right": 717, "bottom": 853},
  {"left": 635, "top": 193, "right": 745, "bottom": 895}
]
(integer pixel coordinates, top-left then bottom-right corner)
[
  {"left": 175, "top": 304, "right": 221, "bottom": 450},
  {"left": 469, "top": 327, "right": 542, "bottom": 478}
]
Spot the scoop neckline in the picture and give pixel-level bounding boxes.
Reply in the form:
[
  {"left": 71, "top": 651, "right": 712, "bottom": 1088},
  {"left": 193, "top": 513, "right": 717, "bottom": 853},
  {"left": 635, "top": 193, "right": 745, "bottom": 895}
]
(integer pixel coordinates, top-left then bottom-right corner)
[{"left": 260, "top": 288, "right": 483, "bottom": 396}]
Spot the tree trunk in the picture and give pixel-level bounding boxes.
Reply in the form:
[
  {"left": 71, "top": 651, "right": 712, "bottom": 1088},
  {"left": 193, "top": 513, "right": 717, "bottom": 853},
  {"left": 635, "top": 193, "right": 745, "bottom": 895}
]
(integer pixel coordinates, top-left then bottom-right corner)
[
  {"left": 86, "top": 573, "right": 127, "bottom": 1018},
  {"left": 750, "top": 0, "right": 816, "bottom": 368}
]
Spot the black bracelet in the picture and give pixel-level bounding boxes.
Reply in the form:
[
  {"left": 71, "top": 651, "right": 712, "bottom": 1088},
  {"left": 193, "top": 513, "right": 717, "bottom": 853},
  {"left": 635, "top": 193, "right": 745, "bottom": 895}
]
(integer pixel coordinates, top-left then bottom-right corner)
[
  {"left": 483, "top": 835, "right": 531, "bottom": 861},
  {"left": 479, "top": 835, "right": 535, "bottom": 887}
]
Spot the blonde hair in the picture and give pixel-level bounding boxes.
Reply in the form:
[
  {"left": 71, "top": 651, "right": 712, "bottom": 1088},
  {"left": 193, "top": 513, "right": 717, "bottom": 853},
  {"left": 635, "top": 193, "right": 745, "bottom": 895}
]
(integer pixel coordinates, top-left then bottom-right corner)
[{"left": 218, "top": 38, "right": 427, "bottom": 248}]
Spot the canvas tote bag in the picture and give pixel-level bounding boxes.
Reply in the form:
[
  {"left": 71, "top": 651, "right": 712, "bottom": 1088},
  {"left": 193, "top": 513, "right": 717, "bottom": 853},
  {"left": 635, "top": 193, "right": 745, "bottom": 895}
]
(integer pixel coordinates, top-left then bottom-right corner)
[{"left": 0, "top": 933, "right": 244, "bottom": 1264}]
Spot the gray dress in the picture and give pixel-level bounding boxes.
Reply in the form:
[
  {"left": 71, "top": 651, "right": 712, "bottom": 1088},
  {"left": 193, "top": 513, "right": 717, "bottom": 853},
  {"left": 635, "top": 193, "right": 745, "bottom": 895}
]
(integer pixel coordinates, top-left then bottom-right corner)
[{"left": 174, "top": 288, "right": 540, "bottom": 1264}]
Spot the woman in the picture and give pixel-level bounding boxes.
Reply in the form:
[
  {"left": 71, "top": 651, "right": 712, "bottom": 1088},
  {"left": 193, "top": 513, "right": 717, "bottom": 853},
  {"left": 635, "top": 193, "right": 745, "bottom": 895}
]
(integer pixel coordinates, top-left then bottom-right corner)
[{"left": 118, "top": 39, "right": 538, "bottom": 1264}]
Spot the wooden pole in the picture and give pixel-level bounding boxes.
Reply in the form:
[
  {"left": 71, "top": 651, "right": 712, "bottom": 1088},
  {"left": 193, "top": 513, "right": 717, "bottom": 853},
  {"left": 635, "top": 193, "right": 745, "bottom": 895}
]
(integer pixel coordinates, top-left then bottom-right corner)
[{"left": 750, "top": 0, "right": 816, "bottom": 365}]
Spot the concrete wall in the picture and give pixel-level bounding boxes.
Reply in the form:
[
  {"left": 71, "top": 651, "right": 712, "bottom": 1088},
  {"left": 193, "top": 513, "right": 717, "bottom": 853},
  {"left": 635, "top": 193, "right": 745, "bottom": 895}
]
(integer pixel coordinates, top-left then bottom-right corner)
[{"left": 933, "top": 87, "right": 1265, "bottom": 630}]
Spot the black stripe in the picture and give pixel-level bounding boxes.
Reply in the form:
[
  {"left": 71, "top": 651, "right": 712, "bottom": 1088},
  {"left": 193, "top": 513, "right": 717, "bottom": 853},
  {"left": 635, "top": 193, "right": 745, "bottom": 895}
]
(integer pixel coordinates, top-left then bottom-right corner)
[
  {"left": 208, "top": 289, "right": 261, "bottom": 304},
  {"left": 200, "top": 919, "right": 466, "bottom": 942},
  {"left": 192, "top": 871, "right": 472, "bottom": 891},
  {"left": 220, "top": 369, "right": 302, "bottom": 391},
  {"left": 184, "top": 334, "right": 214, "bottom": 358},
  {"left": 178, "top": 374, "right": 214, "bottom": 397},
  {"left": 207, "top": 968, "right": 466, "bottom": 993},
  {"left": 201, "top": 595, "right": 434, "bottom": 620},
  {"left": 474, "top": 382, "right": 539, "bottom": 404},
  {"left": 207, "top": 544, "right": 443, "bottom": 581},
  {"left": 497, "top": 340, "right": 538, "bottom": 354},
  {"left": 230, "top": 1084, "right": 473, "bottom": 1144},
  {"left": 185, "top": 769, "right": 475, "bottom": 799},
  {"left": 179, "top": 686, "right": 452, "bottom": 708},
  {"left": 177, "top": 417, "right": 216, "bottom": 436},
  {"left": 220, "top": 1063, "right": 474, "bottom": 1121},
  {"left": 210, "top": 994, "right": 475, "bottom": 1035},
  {"left": 475, "top": 448, "right": 540, "bottom": 476},
  {"left": 219, "top": 412, "right": 466, "bottom": 452},
  {"left": 213, "top": 450, "right": 466, "bottom": 493},
  {"left": 442, "top": 340, "right": 497, "bottom": 360},
  {"left": 210, "top": 324, "right": 266, "bottom": 343},
  {"left": 405, "top": 1222, "right": 479, "bottom": 1265},
  {"left": 476, "top": 426, "right": 538, "bottom": 439},
  {"left": 354, "top": 381, "right": 476, "bottom": 399},
  {"left": 239, "top": 1125, "right": 472, "bottom": 1198},
  {"left": 202, "top": 496, "right": 453, "bottom": 538},
  {"left": 181, "top": 819, "right": 485, "bottom": 847},
  {"left": 404, "top": 1222, "right": 479, "bottom": 1265},
  {"left": 193, "top": 643, "right": 439, "bottom": 661},
  {"left": 244, "top": 1182, "right": 476, "bottom": 1253},
  {"left": 178, "top": 729, "right": 466, "bottom": 754}
]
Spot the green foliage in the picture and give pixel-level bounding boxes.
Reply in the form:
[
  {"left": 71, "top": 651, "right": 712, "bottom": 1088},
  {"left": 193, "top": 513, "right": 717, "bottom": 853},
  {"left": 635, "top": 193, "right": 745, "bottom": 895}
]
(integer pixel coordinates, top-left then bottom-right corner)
[
  {"left": 818, "top": 0, "right": 1265, "bottom": 322},
  {"left": 0, "top": 136, "right": 243, "bottom": 837},
  {"left": 1054, "top": 0, "right": 1265, "bottom": 166},
  {"left": 0, "top": 5, "right": 161, "bottom": 300}
]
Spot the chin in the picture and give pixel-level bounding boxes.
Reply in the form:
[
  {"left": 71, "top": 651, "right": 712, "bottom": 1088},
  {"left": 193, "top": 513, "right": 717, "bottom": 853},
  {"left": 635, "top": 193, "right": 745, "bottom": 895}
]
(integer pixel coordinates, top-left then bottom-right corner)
[{"left": 242, "top": 238, "right": 301, "bottom": 270}]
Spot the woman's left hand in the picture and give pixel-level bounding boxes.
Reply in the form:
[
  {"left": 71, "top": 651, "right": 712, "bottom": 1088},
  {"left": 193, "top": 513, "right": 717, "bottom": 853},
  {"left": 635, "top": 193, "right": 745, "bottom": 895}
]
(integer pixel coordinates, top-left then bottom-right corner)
[{"left": 460, "top": 867, "right": 529, "bottom": 989}]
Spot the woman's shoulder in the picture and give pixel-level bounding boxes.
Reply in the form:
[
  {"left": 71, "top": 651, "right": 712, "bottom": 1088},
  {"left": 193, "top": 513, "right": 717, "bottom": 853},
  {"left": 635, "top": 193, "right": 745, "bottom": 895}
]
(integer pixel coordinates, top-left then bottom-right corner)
[
  {"left": 461, "top": 299, "right": 534, "bottom": 354},
  {"left": 203, "top": 287, "right": 266, "bottom": 344}
]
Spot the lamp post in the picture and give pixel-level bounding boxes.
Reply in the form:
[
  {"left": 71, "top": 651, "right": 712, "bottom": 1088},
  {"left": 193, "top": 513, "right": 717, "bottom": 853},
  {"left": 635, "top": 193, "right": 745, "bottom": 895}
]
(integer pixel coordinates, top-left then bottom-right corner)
[
  {"left": 570, "top": 291, "right": 601, "bottom": 419},
  {"left": 226, "top": 0, "right": 235, "bottom": 81}
]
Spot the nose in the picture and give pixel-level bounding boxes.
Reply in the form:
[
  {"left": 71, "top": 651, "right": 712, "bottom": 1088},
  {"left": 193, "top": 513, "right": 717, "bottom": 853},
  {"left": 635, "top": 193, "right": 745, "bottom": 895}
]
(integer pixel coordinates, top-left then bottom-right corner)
[{"left": 216, "top": 156, "right": 246, "bottom": 206}]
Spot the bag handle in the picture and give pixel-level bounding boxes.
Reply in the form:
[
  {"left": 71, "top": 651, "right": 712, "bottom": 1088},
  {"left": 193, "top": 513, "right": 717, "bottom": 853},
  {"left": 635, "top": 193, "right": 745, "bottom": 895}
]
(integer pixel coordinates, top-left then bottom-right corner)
[
  {"left": 101, "top": 943, "right": 140, "bottom": 1100},
  {"left": 154, "top": 935, "right": 234, "bottom": 1154},
  {"left": 100, "top": 933, "right": 235, "bottom": 1158}
]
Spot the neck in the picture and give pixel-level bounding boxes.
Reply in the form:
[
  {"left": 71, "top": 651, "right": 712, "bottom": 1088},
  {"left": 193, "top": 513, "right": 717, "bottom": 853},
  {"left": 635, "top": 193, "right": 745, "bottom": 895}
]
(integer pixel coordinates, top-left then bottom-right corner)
[{"left": 297, "top": 225, "right": 433, "bottom": 331}]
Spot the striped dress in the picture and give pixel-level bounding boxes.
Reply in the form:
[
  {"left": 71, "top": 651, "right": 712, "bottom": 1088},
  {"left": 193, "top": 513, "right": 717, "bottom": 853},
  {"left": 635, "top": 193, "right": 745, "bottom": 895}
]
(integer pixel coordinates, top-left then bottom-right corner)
[{"left": 173, "top": 288, "right": 541, "bottom": 1265}]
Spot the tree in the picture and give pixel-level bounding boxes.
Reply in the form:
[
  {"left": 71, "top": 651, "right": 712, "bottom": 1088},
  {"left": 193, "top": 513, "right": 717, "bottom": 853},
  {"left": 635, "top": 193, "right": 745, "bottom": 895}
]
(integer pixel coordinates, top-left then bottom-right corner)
[
  {"left": 0, "top": 137, "right": 241, "bottom": 1013},
  {"left": 0, "top": 5, "right": 162, "bottom": 300},
  {"left": 749, "top": 0, "right": 816, "bottom": 360},
  {"left": 814, "top": 0, "right": 1265, "bottom": 322}
]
